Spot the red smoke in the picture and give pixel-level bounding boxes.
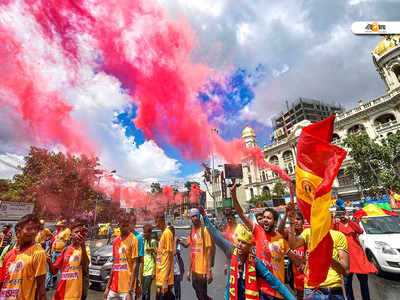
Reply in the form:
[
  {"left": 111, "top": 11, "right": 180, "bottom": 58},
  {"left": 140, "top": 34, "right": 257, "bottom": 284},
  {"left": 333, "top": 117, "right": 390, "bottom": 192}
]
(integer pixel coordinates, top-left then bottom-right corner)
[
  {"left": 1, "top": 0, "right": 291, "bottom": 214},
  {"left": 190, "top": 184, "right": 202, "bottom": 203},
  {"left": 0, "top": 24, "right": 96, "bottom": 156}
]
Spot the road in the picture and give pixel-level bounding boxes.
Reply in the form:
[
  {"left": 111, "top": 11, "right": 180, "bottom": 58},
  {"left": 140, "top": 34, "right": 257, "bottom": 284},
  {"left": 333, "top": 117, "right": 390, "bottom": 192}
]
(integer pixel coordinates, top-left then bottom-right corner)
[{"left": 49, "top": 228, "right": 400, "bottom": 299}]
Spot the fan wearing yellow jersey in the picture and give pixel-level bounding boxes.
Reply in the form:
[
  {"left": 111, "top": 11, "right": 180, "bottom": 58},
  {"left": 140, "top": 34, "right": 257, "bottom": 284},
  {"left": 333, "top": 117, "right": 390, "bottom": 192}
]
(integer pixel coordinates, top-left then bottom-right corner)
[{"left": 0, "top": 214, "right": 47, "bottom": 300}]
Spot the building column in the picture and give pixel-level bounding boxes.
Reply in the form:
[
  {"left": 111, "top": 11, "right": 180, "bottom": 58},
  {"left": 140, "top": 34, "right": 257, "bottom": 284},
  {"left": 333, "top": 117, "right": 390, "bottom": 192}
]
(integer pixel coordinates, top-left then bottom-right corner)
[
  {"left": 362, "top": 117, "right": 377, "bottom": 139},
  {"left": 393, "top": 105, "right": 400, "bottom": 123}
]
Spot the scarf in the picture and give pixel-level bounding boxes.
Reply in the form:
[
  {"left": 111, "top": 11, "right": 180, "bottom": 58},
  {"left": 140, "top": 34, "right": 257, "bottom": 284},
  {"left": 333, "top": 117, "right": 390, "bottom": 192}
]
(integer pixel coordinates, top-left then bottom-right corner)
[{"left": 229, "top": 248, "right": 259, "bottom": 300}]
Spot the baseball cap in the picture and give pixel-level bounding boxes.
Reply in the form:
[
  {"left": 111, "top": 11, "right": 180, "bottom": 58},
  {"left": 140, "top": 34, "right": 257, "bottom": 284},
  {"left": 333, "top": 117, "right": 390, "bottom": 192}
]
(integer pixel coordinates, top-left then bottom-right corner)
[{"left": 189, "top": 208, "right": 199, "bottom": 217}]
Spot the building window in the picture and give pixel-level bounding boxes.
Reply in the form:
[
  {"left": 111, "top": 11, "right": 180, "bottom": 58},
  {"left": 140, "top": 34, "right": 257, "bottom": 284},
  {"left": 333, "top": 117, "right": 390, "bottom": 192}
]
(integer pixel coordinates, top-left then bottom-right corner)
[
  {"left": 250, "top": 188, "right": 254, "bottom": 198},
  {"left": 337, "top": 169, "right": 352, "bottom": 186},
  {"left": 392, "top": 64, "right": 400, "bottom": 82},
  {"left": 269, "top": 155, "right": 279, "bottom": 165},
  {"left": 283, "top": 151, "right": 294, "bottom": 174},
  {"left": 348, "top": 124, "right": 365, "bottom": 136},
  {"left": 374, "top": 113, "right": 396, "bottom": 126},
  {"left": 248, "top": 175, "right": 252, "bottom": 184}
]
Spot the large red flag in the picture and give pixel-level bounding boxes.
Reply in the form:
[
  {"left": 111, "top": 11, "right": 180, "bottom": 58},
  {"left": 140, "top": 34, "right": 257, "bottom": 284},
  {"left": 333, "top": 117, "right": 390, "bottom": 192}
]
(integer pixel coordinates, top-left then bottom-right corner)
[{"left": 295, "top": 115, "right": 347, "bottom": 287}]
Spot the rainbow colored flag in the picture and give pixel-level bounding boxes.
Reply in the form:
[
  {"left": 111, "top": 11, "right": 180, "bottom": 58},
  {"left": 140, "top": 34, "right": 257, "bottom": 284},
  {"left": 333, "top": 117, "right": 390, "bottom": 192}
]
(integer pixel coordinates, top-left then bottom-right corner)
[
  {"left": 353, "top": 204, "right": 398, "bottom": 222},
  {"left": 390, "top": 190, "right": 400, "bottom": 202},
  {"left": 296, "top": 115, "right": 347, "bottom": 287}
]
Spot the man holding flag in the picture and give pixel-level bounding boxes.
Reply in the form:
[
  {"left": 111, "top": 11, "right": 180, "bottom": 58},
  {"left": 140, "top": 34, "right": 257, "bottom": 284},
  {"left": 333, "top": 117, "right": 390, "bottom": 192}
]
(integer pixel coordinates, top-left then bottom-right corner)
[{"left": 287, "top": 115, "right": 349, "bottom": 299}]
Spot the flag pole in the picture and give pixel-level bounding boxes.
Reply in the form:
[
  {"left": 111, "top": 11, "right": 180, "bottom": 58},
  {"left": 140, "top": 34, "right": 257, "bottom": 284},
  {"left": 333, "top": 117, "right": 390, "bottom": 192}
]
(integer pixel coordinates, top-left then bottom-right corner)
[{"left": 289, "top": 181, "right": 295, "bottom": 205}]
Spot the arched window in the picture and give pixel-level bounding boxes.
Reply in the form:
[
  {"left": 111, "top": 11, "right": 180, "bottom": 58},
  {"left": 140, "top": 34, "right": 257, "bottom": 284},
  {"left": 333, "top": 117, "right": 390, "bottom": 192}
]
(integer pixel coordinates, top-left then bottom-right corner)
[
  {"left": 263, "top": 186, "right": 271, "bottom": 197},
  {"left": 269, "top": 155, "right": 279, "bottom": 165},
  {"left": 374, "top": 113, "right": 396, "bottom": 126},
  {"left": 332, "top": 133, "right": 340, "bottom": 143},
  {"left": 283, "top": 151, "right": 294, "bottom": 174},
  {"left": 250, "top": 188, "right": 254, "bottom": 198},
  {"left": 392, "top": 64, "right": 400, "bottom": 81},
  {"left": 347, "top": 124, "right": 365, "bottom": 136}
]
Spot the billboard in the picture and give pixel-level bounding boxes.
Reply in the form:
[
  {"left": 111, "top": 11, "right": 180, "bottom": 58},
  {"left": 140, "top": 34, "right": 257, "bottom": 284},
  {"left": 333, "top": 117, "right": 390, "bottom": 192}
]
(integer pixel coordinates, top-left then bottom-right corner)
[{"left": 0, "top": 201, "right": 34, "bottom": 221}]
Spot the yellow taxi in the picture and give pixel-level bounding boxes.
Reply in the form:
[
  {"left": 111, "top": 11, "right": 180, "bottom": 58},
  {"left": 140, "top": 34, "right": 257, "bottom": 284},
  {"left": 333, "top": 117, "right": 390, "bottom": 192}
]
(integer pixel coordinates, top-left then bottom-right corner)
[{"left": 98, "top": 223, "right": 120, "bottom": 236}]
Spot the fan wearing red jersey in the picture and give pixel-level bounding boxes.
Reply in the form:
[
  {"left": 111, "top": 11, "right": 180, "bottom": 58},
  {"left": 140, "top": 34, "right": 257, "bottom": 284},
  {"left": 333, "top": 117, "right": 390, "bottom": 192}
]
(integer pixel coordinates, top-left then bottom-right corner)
[
  {"left": 104, "top": 215, "right": 138, "bottom": 300},
  {"left": 48, "top": 219, "right": 89, "bottom": 300},
  {"left": 278, "top": 204, "right": 306, "bottom": 300},
  {"left": 0, "top": 214, "right": 47, "bottom": 300},
  {"left": 232, "top": 184, "right": 292, "bottom": 300}
]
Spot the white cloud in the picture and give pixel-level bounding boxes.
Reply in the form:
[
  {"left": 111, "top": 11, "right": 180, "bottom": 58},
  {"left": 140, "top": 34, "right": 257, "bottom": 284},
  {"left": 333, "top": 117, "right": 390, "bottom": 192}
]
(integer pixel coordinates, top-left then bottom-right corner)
[
  {"left": 272, "top": 64, "right": 290, "bottom": 78},
  {"left": 0, "top": 2, "right": 182, "bottom": 182},
  {"left": 159, "top": 0, "right": 398, "bottom": 124},
  {"left": 0, "top": 153, "right": 24, "bottom": 179},
  {"left": 66, "top": 72, "right": 181, "bottom": 180}
]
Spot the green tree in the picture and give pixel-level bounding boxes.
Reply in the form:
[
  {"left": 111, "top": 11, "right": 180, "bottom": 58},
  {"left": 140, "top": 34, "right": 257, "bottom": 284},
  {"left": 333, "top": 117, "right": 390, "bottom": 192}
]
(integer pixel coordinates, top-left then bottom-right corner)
[
  {"left": 343, "top": 131, "right": 400, "bottom": 197},
  {"left": 1, "top": 147, "right": 103, "bottom": 218},
  {"left": 272, "top": 180, "right": 287, "bottom": 198},
  {"left": 184, "top": 181, "right": 200, "bottom": 192},
  {"left": 249, "top": 189, "right": 272, "bottom": 207},
  {"left": 150, "top": 182, "right": 162, "bottom": 195}
]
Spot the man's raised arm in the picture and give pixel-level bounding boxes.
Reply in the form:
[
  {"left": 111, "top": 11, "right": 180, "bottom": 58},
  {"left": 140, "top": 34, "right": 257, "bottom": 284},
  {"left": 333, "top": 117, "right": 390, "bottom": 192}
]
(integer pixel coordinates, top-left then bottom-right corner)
[{"left": 230, "top": 184, "right": 253, "bottom": 231}]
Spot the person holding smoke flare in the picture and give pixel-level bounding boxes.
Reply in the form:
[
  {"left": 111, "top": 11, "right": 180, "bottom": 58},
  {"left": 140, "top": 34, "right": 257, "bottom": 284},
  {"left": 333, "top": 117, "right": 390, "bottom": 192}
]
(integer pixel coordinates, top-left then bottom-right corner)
[
  {"left": 232, "top": 184, "right": 292, "bottom": 300},
  {"left": 47, "top": 219, "right": 89, "bottom": 300},
  {"left": 199, "top": 206, "right": 296, "bottom": 300},
  {"left": 0, "top": 214, "right": 47, "bottom": 300}
]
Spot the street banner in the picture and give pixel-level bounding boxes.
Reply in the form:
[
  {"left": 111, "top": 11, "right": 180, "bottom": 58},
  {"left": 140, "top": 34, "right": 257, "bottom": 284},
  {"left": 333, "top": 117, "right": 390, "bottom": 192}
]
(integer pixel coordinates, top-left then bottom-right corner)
[
  {"left": 0, "top": 201, "right": 34, "bottom": 221},
  {"left": 295, "top": 115, "right": 347, "bottom": 287}
]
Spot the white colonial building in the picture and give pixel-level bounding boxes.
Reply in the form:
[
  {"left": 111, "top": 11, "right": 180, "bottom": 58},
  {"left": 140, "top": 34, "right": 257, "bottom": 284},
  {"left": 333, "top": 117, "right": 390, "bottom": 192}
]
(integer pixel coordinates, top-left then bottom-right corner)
[{"left": 241, "top": 35, "right": 400, "bottom": 204}]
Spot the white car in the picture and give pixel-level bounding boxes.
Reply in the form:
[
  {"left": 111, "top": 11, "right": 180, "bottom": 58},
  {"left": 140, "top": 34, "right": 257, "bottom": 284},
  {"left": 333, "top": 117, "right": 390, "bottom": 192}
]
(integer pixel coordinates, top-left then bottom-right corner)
[{"left": 358, "top": 215, "right": 400, "bottom": 274}]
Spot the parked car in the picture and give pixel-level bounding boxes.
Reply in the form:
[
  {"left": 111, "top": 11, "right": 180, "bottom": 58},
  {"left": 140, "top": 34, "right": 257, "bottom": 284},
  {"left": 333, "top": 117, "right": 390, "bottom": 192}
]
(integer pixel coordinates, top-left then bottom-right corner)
[
  {"left": 88, "top": 244, "right": 113, "bottom": 289},
  {"left": 89, "top": 228, "right": 160, "bottom": 289},
  {"left": 358, "top": 215, "right": 400, "bottom": 274}
]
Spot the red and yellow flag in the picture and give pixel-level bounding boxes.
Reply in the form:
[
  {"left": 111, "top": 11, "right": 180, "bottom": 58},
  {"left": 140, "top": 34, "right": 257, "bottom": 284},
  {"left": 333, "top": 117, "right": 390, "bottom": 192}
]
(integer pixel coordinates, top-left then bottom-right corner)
[{"left": 295, "top": 115, "right": 347, "bottom": 287}]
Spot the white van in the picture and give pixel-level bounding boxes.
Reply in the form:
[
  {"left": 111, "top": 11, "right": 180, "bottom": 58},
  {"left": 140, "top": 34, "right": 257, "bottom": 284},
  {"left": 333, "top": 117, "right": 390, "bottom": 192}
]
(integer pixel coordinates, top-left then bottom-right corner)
[{"left": 358, "top": 215, "right": 400, "bottom": 274}]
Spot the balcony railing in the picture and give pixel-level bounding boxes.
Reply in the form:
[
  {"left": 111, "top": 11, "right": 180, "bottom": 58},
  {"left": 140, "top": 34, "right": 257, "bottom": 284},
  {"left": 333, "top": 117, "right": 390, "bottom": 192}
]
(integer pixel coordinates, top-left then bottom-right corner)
[
  {"left": 375, "top": 120, "right": 399, "bottom": 132},
  {"left": 336, "top": 88, "right": 400, "bottom": 122}
]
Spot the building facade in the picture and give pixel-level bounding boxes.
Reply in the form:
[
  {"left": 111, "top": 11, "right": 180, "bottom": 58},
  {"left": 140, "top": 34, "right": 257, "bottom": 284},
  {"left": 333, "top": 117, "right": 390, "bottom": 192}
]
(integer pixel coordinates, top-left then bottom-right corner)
[
  {"left": 271, "top": 98, "right": 343, "bottom": 142},
  {"left": 241, "top": 35, "right": 400, "bottom": 204}
]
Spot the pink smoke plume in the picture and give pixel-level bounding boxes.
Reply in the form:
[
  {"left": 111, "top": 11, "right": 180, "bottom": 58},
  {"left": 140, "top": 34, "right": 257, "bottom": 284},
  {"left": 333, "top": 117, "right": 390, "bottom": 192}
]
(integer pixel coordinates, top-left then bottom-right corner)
[
  {"left": 190, "top": 184, "right": 202, "bottom": 203},
  {"left": 1, "top": 0, "right": 291, "bottom": 213},
  {"left": 0, "top": 22, "right": 96, "bottom": 156}
]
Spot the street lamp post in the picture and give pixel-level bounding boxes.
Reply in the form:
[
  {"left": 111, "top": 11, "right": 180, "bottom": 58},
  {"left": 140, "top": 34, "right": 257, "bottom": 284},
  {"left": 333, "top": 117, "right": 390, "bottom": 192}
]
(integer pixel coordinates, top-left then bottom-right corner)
[
  {"left": 94, "top": 169, "right": 116, "bottom": 227},
  {"left": 211, "top": 128, "right": 219, "bottom": 220}
]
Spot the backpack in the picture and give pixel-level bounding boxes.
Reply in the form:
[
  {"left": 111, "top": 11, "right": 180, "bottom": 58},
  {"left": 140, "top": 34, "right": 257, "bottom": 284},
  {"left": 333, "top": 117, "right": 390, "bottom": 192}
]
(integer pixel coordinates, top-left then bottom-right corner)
[{"left": 175, "top": 240, "right": 185, "bottom": 280}]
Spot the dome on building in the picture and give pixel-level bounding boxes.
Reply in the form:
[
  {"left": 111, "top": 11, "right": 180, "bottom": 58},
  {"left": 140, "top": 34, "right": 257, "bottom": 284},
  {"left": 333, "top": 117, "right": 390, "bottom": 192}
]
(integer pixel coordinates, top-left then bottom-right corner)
[
  {"left": 242, "top": 124, "right": 256, "bottom": 137},
  {"left": 374, "top": 35, "right": 400, "bottom": 56}
]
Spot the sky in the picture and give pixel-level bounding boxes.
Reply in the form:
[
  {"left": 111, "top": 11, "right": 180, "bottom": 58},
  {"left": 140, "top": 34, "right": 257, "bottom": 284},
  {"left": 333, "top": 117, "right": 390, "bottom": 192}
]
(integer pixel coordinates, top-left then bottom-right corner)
[{"left": 0, "top": 0, "right": 399, "bottom": 188}]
